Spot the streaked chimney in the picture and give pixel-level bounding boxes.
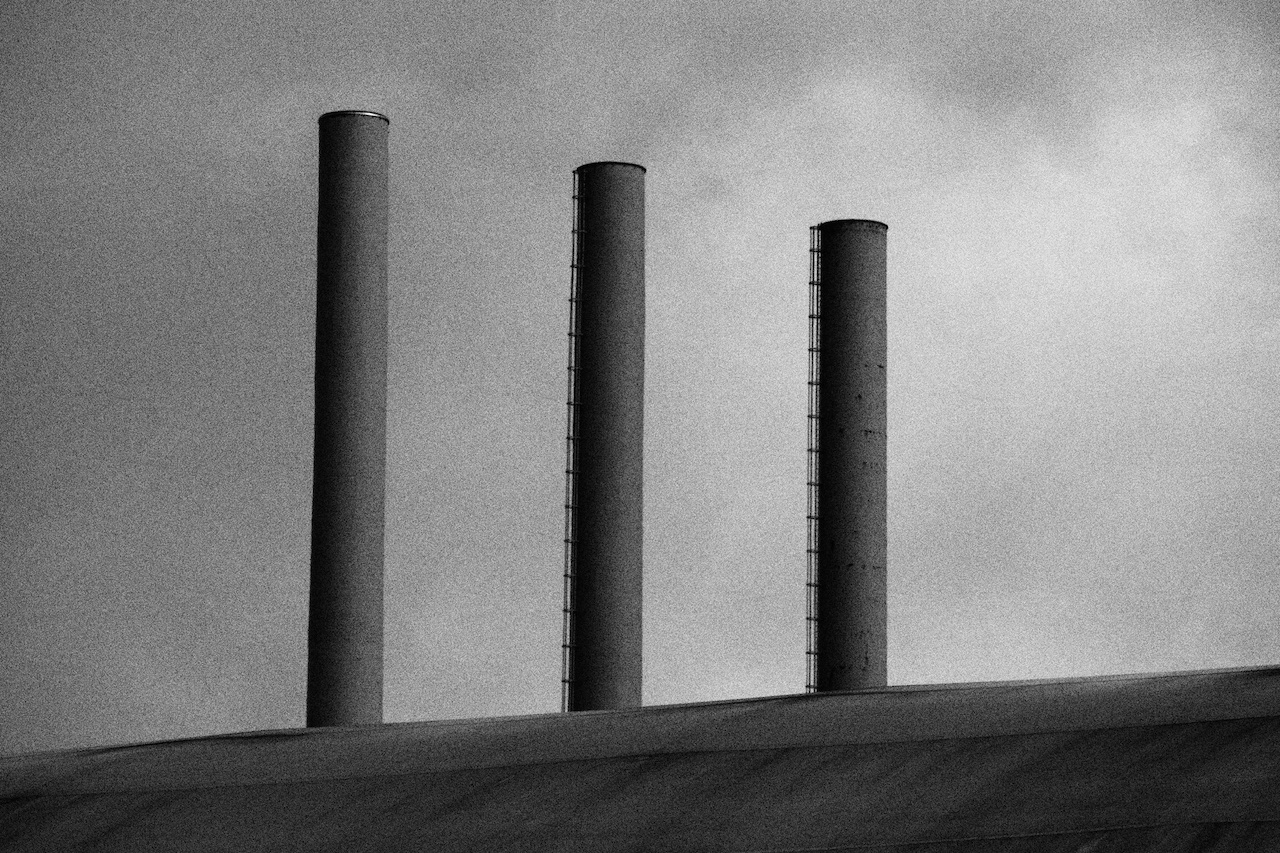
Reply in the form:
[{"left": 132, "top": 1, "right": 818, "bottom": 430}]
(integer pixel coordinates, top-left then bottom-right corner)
[
  {"left": 808, "top": 219, "right": 888, "bottom": 692},
  {"left": 562, "top": 162, "right": 646, "bottom": 711},
  {"left": 308, "top": 110, "right": 390, "bottom": 726}
]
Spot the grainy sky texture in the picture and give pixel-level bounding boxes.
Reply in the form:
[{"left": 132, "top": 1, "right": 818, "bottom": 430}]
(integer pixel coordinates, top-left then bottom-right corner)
[{"left": 1, "top": 0, "right": 1277, "bottom": 756}]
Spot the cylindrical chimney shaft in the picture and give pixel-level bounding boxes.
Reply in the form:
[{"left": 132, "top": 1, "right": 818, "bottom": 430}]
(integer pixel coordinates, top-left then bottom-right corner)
[
  {"left": 308, "top": 110, "right": 389, "bottom": 726},
  {"left": 563, "top": 162, "right": 646, "bottom": 711},
  {"left": 814, "top": 219, "right": 888, "bottom": 691}
]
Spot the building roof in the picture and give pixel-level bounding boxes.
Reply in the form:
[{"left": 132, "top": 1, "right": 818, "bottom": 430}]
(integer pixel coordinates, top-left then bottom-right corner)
[{"left": 3, "top": 666, "right": 1279, "bottom": 851}]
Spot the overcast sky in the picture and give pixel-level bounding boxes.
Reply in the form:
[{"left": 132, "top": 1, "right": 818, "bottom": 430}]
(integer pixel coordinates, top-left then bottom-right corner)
[{"left": 1, "top": 0, "right": 1277, "bottom": 756}]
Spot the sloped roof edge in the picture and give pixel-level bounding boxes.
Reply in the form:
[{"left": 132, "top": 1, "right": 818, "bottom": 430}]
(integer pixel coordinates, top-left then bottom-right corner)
[{"left": 4, "top": 665, "right": 1278, "bottom": 796}]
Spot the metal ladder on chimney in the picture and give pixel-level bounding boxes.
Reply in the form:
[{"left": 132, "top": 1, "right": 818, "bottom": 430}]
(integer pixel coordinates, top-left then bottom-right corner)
[
  {"left": 561, "top": 173, "right": 584, "bottom": 712},
  {"left": 807, "top": 225, "right": 822, "bottom": 693}
]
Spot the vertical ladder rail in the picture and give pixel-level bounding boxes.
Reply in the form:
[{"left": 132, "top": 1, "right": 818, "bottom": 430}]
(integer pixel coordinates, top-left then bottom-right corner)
[
  {"left": 562, "top": 174, "right": 584, "bottom": 711},
  {"left": 806, "top": 225, "right": 821, "bottom": 693}
]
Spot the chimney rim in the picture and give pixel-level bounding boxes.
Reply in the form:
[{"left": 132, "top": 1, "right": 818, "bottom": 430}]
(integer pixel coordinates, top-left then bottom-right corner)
[
  {"left": 815, "top": 218, "right": 888, "bottom": 231},
  {"left": 319, "top": 110, "right": 390, "bottom": 125},
  {"left": 574, "top": 161, "right": 647, "bottom": 174}
]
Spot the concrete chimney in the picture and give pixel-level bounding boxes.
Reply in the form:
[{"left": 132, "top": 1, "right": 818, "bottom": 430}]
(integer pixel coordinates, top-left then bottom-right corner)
[
  {"left": 809, "top": 219, "right": 888, "bottom": 692},
  {"left": 562, "top": 162, "right": 646, "bottom": 711},
  {"left": 308, "top": 110, "right": 389, "bottom": 726}
]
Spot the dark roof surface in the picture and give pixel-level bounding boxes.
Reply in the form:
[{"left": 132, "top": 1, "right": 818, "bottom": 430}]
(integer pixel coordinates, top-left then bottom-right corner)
[{"left": 3, "top": 666, "right": 1279, "bottom": 851}]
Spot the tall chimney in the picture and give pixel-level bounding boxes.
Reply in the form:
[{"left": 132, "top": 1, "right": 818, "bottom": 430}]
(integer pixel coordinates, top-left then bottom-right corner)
[
  {"left": 808, "top": 219, "right": 888, "bottom": 692},
  {"left": 308, "top": 110, "right": 389, "bottom": 726},
  {"left": 562, "top": 162, "right": 646, "bottom": 711}
]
